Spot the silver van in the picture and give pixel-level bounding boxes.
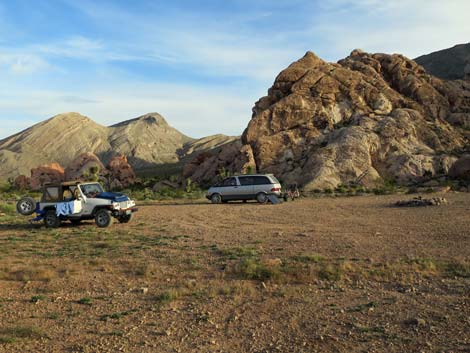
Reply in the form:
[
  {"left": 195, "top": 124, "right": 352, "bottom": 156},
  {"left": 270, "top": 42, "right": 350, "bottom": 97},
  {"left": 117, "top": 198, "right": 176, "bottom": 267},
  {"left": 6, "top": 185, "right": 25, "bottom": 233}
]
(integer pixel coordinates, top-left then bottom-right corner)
[{"left": 206, "top": 174, "right": 282, "bottom": 204}]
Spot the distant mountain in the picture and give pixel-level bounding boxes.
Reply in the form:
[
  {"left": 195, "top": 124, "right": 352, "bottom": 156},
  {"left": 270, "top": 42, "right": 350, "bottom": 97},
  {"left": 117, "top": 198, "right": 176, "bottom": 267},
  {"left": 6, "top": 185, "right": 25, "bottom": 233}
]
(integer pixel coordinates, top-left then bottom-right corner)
[
  {"left": 415, "top": 43, "right": 470, "bottom": 80},
  {"left": 0, "top": 112, "right": 237, "bottom": 181}
]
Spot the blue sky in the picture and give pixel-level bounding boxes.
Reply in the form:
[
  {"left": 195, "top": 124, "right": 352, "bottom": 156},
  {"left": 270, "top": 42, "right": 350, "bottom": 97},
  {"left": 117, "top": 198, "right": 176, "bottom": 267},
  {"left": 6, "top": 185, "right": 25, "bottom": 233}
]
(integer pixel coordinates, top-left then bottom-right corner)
[{"left": 0, "top": 0, "right": 469, "bottom": 139}]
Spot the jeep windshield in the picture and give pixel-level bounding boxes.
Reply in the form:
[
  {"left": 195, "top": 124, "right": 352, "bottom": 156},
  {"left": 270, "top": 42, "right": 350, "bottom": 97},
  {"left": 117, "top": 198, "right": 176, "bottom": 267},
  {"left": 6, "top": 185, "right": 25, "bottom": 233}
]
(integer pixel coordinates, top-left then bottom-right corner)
[{"left": 80, "top": 183, "right": 104, "bottom": 197}]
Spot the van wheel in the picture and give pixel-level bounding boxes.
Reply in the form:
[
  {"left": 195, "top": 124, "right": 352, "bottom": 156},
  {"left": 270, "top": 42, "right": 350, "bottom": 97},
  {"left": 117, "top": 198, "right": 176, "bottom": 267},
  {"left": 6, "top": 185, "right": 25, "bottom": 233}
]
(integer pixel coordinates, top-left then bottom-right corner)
[
  {"left": 44, "top": 210, "right": 61, "bottom": 228},
  {"left": 16, "top": 197, "right": 36, "bottom": 216},
  {"left": 95, "top": 209, "right": 113, "bottom": 228},
  {"left": 256, "top": 192, "right": 267, "bottom": 204},
  {"left": 211, "top": 194, "right": 222, "bottom": 204}
]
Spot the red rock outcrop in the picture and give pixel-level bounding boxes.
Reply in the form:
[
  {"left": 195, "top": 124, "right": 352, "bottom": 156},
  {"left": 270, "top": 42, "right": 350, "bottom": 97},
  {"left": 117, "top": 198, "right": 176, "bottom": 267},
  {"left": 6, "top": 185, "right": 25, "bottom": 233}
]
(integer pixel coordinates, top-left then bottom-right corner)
[
  {"left": 14, "top": 175, "right": 31, "bottom": 190},
  {"left": 106, "top": 155, "right": 136, "bottom": 189},
  {"left": 30, "top": 163, "right": 65, "bottom": 190},
  {"left": 64, "top": 152, "right": 105, "bottom": 181}
]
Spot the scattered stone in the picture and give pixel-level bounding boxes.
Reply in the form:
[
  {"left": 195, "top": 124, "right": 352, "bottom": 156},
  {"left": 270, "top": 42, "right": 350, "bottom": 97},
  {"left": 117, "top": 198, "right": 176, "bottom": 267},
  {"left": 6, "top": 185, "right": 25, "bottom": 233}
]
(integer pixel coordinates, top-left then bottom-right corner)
[
  {"left": 395, "top": 196, "right": 448, "bottom": 207},
  {"left": 405, "top": 318, "right": 426, "bottom": 327},
  {"left": 263, "top": 258, "right": 283, "bottom": 267},
  {"left": 138, "top": 287, "right": 149, "bottom": 294}
]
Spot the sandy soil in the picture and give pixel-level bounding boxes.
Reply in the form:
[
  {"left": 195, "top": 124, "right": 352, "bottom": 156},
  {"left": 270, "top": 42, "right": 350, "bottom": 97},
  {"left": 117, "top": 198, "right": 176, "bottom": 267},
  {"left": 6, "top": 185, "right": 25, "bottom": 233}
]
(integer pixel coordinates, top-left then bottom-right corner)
[{"left": 0, "top": 193, "right": 469, "bottom": 352}]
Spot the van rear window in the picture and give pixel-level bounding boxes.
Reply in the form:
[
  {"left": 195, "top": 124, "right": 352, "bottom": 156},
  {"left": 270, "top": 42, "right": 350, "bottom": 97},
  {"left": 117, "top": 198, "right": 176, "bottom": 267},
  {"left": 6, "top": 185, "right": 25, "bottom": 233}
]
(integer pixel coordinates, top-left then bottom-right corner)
[
  {"left": 270, "top": 175, "right": 280, "bottom": 184},
  {"left": 252, "top": 176, "right": 271, "bottom": 185}
]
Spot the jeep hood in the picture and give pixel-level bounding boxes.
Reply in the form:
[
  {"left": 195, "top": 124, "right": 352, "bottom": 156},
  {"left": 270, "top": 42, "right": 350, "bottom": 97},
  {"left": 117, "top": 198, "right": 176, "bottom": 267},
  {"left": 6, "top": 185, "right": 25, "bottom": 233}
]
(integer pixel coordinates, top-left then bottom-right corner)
[{"left": 95, "top": 192, "right": 130, "bottom": 202}]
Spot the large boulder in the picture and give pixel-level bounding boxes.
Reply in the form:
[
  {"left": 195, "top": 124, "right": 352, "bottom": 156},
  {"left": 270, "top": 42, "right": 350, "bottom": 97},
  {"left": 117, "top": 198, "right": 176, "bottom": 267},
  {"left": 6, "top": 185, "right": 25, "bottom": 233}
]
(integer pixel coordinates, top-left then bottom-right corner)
[
  {"left": 14, "top": 175, "right": 31, "bottom": 190},
  {"left": 183, "top": 140, "right": 256, "bottom": 185},
  {"left": 30, "top": 163, "right": 65, "bottom": 190},
  {"left": 230, "top": 50, "right": 469, "bottom": 190},
  {"left": 106, "top": 155, "right": 136, "bottom": 189},
  {"left": 449, "top": 154, "right": 470, "bottom": 181},
  {"left": 64, "top": 152, "right": 105, "bottom": 181}
]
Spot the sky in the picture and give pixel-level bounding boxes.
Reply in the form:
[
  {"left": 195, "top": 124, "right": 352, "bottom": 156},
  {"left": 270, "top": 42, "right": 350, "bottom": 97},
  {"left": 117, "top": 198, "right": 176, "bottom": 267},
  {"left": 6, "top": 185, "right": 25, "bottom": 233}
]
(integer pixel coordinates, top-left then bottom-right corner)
[{"left": 0, "top": 0, "right": 469, "bottom": 139}]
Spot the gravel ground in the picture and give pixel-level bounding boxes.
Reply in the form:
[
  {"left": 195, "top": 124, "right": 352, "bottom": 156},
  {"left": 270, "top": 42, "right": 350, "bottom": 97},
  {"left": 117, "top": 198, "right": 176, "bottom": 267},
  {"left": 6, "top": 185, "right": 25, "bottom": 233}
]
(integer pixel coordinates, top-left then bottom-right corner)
[{"left": 0, "top": 193, "right": 468, "bottom": 352}]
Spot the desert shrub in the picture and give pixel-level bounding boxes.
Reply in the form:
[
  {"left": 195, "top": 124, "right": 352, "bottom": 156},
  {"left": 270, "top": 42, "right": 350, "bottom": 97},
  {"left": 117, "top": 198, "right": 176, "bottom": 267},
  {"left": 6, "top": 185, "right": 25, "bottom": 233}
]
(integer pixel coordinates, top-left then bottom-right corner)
[
  {"left": 335, "top": 184, "right": 348, "bottom": 194},
  {"left": 233, "top": 258, "right": 280, "bottom": 281},
  {"left": 154, "top": 290, "right": 179, "bottom": 305},
  {"left": 0, "top": 326, "right": 46, "bottom": 343},
  {"left": 318, "top": 263, "right": 343, "bottom": 281},
  {"left": 373, "top": 179, "right": 399, "bottom": 195}
]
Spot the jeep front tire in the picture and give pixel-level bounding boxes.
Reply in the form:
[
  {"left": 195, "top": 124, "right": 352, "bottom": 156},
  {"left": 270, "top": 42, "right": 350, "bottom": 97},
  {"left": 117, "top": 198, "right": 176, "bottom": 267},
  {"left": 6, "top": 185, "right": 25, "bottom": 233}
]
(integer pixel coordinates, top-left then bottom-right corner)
[{"left": 95, "top": 209, "right": 113, "bottom": 228}]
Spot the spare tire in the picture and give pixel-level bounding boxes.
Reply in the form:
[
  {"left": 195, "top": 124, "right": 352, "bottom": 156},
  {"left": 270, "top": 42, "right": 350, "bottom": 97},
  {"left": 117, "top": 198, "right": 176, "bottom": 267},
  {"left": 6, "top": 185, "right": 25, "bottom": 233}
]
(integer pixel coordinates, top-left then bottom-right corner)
[{"left": 16, "top": 197, "right": 36, "bottom": 216}]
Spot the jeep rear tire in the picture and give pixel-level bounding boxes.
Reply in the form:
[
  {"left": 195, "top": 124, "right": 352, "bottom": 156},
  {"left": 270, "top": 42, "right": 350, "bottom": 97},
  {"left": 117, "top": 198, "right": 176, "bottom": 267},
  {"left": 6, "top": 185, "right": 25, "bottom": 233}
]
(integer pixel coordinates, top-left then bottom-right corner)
[
  {"left": 95, "top": 209, "right": 113, "bottom": 228},
  {"left": 16, "top": 197, "right": 36, "bottom": 216},
  {"left": 118, "top": 213, "right": 133, "bottom": 223},
  {"left": 44, "top": 210, "right": 61, "bottom": 228}
]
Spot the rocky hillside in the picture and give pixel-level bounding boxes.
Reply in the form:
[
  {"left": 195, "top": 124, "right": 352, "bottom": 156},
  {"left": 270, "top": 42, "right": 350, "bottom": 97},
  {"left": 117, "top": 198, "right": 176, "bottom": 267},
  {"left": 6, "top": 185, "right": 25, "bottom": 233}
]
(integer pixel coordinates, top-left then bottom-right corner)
[
  {"left": 415, "top": 43, "right": 470, "bottom": 80},
  {"left": 185, "top": 49, "right": 470, "bottom": 189},
  {"left": 0, "top": 112, "right": 236, "bottom": 181}
]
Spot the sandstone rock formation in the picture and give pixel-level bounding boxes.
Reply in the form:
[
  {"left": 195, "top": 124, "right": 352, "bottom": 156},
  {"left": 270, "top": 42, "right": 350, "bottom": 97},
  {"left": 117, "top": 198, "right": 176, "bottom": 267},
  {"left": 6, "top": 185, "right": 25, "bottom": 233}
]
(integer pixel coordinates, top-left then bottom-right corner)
[
  {"left": 106, "top": 155, "right": 136, "bottom": 189},
  {"left": 182, "top": 140, "right": 255, "bottom": 185},
  {"left": 64, "top": 153, "right": 105, "bottom": 181},
  {"left": 30, "top": 163, "right": 65, "bottom": 190},
  {"left": 186, "top": 50, "right": 469, "bottom": 189}
]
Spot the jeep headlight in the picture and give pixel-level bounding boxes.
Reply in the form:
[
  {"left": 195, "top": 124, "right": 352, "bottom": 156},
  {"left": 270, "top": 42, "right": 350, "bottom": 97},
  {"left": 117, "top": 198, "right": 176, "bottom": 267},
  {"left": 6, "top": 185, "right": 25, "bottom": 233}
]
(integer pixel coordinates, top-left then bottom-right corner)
[{"left": 112, "top": 202, "right": 120, "bottom": 209}]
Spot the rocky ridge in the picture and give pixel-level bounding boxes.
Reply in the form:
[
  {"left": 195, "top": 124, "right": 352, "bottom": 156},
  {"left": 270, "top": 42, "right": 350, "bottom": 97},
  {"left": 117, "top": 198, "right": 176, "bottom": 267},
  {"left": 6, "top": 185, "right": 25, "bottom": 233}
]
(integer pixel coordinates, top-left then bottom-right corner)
[
  {"left": 415, "top": 43, "right": 470, "bottom": 81},
  {"left": 185, "top": 49, "right": 469, "bottom": 189},
  {"left": 0, "top": 112, "right": 237, "bottom": 181}
]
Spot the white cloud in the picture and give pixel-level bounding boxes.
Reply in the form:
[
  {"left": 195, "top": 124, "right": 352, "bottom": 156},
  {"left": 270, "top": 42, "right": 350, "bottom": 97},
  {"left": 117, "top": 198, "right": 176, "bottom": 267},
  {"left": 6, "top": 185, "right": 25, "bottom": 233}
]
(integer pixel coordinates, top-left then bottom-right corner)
[
  {"left": 312, "top": 0, "right": 470, "bottom": 60},
  {"left": 0, "top": 52, "right": 51, "bottom": 74}
]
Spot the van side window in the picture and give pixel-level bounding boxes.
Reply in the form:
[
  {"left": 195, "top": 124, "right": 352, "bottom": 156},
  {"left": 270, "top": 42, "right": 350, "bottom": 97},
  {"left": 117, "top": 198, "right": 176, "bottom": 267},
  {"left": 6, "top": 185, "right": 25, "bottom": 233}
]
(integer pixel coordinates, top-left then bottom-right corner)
[
  {"left": 252, "top": 176, "right": 270, "bottom": 185},
  {"left": 239, "top": 176, "right": 254, "bottom": 186},
  {"left": 222, "top": 177, "right": 237, "bottom": 186}
]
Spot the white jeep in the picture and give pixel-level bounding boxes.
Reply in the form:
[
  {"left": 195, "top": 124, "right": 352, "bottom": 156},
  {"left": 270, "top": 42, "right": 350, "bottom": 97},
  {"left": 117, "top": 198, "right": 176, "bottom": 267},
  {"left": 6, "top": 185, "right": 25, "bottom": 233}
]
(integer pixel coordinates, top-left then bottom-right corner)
[{"left": 16, "top": 181, "right": 138, "bottom": 228}]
